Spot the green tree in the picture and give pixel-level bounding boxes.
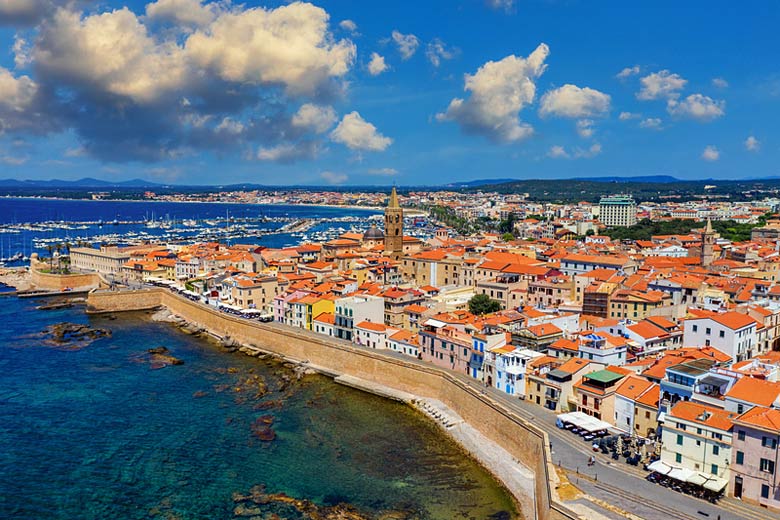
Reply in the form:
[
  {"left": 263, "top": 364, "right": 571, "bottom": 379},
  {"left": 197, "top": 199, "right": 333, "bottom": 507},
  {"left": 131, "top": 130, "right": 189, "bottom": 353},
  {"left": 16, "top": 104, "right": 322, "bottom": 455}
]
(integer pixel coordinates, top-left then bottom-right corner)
[
  {"left": 501, "top": 232, "right": 515, "bottom": 242},
  {"left": 468, "top": 293, "right": 501, "bottom": 315}
]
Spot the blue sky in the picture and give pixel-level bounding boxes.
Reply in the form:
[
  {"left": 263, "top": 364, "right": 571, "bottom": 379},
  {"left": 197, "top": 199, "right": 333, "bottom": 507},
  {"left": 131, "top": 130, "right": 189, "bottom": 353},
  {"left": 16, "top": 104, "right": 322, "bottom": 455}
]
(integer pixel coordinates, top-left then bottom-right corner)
[{"left": 0, "top": 0, "right": 777, "bottom": 185}]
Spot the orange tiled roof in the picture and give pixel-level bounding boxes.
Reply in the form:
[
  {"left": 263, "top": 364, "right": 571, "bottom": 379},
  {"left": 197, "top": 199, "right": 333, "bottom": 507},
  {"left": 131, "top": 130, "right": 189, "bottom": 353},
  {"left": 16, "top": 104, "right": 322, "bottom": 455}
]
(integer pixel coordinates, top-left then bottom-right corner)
[
  {"left": 668, "top": 401, "right": 736, "bottom": 431},
  {"left": 734, "top": 406, "right": 780, "bottom": 432},
  {"left": 725, "top": 377, "right": 780, "bottom": 407}
]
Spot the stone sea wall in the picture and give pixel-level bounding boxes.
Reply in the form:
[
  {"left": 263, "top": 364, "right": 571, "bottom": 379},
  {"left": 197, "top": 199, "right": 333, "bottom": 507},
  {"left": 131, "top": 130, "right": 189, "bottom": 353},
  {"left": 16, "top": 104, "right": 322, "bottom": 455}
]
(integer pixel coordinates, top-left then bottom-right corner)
[
  {"left": 29, "top": 258, "right": 100, "bottom": 292},
  {"left": 87, "top": 288, "right": 580, "bottom": 520}
]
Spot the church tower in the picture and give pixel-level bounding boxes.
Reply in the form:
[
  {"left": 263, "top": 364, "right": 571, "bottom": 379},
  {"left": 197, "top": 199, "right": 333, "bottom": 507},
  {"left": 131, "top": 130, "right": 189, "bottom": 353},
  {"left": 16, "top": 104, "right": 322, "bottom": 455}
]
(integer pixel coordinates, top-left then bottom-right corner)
[
  {"left": 384, "top": 187, "right": 403, "bottom": 261},
  {"left": 701, "top": 218, "right": 715, "bottom": 268}
]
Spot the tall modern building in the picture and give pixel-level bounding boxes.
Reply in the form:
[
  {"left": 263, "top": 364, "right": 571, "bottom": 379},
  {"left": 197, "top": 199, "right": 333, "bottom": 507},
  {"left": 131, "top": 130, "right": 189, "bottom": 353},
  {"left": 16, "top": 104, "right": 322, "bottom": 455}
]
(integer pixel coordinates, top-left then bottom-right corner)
[
  {"left": 599, "top": 195, "right": 637, "bottom": 228},
  {"left": 384, "top": 187, "right": 403, "bottom": 261}
]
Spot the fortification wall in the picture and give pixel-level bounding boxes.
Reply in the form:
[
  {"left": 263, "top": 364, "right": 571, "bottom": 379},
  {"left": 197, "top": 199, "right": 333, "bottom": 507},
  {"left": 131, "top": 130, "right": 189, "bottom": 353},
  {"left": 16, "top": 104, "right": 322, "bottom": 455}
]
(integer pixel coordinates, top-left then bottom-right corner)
[
  {"left": 30, "top": 259, "right": 100, "bottom": 291},
  {"left": 87, "top": 289, "right": 579, "bottom": 520}
]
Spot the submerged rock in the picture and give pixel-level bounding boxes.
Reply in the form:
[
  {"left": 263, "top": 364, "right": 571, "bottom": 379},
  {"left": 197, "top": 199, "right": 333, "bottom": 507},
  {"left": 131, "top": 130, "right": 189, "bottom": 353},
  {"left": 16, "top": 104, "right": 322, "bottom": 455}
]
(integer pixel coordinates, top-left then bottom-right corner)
[
  {"left": 42, "top": 322, "right": 111, "bottom": 349},
  {"left": 146, "top": 346, "right": 184, "bottom": 369}
]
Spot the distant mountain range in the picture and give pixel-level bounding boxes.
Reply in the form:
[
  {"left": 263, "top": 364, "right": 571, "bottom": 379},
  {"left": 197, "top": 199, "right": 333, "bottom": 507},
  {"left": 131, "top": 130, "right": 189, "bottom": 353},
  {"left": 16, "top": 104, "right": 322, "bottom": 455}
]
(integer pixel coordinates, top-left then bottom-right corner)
[
  {"left": 448, "top": 175, "right": 686, "bottom": 187},
  {"left": 0, "top": 177, "right": 163, "bottom": 188}
]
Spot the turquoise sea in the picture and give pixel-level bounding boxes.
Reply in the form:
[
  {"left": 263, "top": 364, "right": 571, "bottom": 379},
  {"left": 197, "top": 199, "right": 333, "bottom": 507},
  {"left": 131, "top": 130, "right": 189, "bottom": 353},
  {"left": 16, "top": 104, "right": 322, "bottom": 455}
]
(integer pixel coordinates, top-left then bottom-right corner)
[{"left": 0, "top": 296, "right": 518, "bottom": 519}]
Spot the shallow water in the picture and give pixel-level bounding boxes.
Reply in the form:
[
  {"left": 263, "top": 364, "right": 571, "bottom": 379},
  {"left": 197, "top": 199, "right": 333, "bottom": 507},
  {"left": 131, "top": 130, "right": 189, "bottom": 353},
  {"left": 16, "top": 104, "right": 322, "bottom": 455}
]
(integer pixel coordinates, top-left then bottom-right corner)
[{"left": 0, "top": 297, "right": 519, "bottom": 519}]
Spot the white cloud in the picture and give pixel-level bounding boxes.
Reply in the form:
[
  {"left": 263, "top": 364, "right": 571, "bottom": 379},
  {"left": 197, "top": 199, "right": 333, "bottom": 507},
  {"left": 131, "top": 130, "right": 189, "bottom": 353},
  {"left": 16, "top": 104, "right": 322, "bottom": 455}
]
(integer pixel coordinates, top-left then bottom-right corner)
[
  {"left": 576, "top": 119, "right": 594, "bottom": 138},
  {"left": 0, "top": 0, "right": 54, "bottom": 26},
  {"left": 291, "top": 104, "right": 337, "bottom": 134},
  {"left": 64, "top": 146, "right": 86, "bottom": 157},
  {"left": 547, "top": 142, "right": 601, "bottom": 159},
  {"left": 257, "top": 142, "right": 320, "bottom": 163},
  {"left": 391, "top": 30, "right": 419, "bottom": 60},
  {"left": 667, "top": 94, "right": 725, "bottom": 121},
  {"left": 367, "top": 167, "right": 398, "bottom": 175},
  {"left": 486, "top": 0, "right": 515, "bottom": 12},
  {"left": 426, "top": 38, "right": 457, "bottom": 67},
  {"left": 367, "top": 52, "right": 388, "bottom": 76},
  {"left": 0, "top": 154, "right": 27, "bottom": 165},
  {"left": 616, "top": 65, "right": 640, "bottom": 79},
  {"left": 701, "top": 145, "right": 719, "bottom": 161},
  {"left": 330, "top": 111, "right": 392, "bottom": 151},
  {"left": 619, "top": 111, "right": 640, "bottom": 121},
  {"left": 186, "top": 3, "right": 356, "bottom": 96},
  {"left": 637, "top": 70, "right": 687, "bottom": 100},
  {"left": 539, "top": 84, "right": 611, "bottom": 118},
  {"left": 33, "top": 8, "right": 191, "bottom": 103},
  {"left": 215, "top": 117, "right": 244, "bottom": 135},
  {"left": 339, "top": 19, "right": 357, "bottom": 33},
  {"left": 639, "top": 117, "right": 663, "bottom": 130},
  {"left": 146, "top": 0, "right": 217, "bottom": 28},
  {"left": 547, "top": 145, "right": 568, "bottom": 159},
  {"left": 712, "top": 77, "right": 728, "bottom": 88},
  {"left": 320, "top": 171, "right": 347, "bottom": 184},
  {"left": 0, "top": 66, "right": 41, "bottom": 132},
  {"left": 437, "top": 43, "right": 549, "bottom": 143},
  {"left": 745, "top": 135, "right": 760, "bottom": 152}
]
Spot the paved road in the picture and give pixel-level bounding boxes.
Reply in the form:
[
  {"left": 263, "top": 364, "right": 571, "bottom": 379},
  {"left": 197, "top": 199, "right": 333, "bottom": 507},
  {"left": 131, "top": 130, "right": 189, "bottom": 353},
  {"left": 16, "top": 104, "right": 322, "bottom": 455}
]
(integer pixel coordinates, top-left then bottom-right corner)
[{"left": 146, "top": 288, "right": 775, "bottom": 520}]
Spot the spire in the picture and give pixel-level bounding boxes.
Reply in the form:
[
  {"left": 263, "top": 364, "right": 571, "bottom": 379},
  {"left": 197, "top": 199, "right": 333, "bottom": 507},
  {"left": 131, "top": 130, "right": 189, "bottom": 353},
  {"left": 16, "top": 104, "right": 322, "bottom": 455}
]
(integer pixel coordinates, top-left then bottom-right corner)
[
  {"left": 704, "top": 218, "right": 713, "bottom": 234},
  {"left": 389, "top": 186, "right": 399, "bottom": 208}
]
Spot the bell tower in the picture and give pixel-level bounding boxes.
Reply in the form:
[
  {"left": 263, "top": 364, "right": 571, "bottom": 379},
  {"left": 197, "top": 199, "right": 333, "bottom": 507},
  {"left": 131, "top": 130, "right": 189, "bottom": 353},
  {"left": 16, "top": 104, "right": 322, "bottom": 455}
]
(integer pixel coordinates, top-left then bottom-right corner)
[
  {"left": 701, "top": 218, "right": 715, "bottom": 268},
  {"left": 384, "top": 187, "right": 403, "bottom": 261}
]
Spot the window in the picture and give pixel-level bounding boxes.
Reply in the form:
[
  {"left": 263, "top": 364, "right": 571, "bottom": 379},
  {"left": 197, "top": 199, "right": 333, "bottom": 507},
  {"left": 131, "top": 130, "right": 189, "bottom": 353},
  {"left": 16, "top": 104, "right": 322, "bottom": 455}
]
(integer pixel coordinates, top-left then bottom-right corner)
[
  {"left": 762, "top": 484, "right": 770, "bottom": 499},
  {"left": 737, "top": 430, "right": 746, "bottom": 441},
  {"left": 736, "top": 451, "right": 744, "bottom": 465},
  {"left": 762, "top": 436, "right": 778, "bottom": 449},
  {"left": 712, "top": 432, "right": 722, "bottom": 440},
  {"left": 711, "top": 464, "right": 718, "bottom": 475},
  {"left": 719, "top": 330, "right": 724, "bottom": 338},
  {"left": 760, "top": 458, "right": 775, "bottom": 474},
  {"left": 677, "top": 434, "right": 683, "bottom": 446},
  {"left": 706, "top": 327, "right": 711, "bottom": 335},
  {"left": 692, "top": 325, "right": 698, "bottom": 332},
  {"left": 713, "top": 445, "right": 719, "bottom": 456},
  {"left": 675, "top": 453, "right": 682, "bottom": 463},
  {"left": 737, "top": 404, "right": 744, "bottom": 414}
]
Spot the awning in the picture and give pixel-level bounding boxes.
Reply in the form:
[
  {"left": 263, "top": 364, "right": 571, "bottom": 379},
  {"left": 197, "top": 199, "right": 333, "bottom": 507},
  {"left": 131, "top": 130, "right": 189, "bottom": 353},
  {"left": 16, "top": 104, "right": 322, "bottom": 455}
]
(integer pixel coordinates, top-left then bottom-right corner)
[
  {"left": 668, "top": 467, "right": 694, "bottom": 482},
  {"left": 686, "top": 473, "right": 709, "bottom": 486},
  {"left": 556, "top": 411, "right": 612, "bottom": 433},
  {"left": 703, "top": 477, "right": 728, "bottom": 492},
  {"left": 647, "top": 460, "right": 673, "bottom": 475},
  {"left": 423, "top": 318, "right": 447, "bottom": 328}
]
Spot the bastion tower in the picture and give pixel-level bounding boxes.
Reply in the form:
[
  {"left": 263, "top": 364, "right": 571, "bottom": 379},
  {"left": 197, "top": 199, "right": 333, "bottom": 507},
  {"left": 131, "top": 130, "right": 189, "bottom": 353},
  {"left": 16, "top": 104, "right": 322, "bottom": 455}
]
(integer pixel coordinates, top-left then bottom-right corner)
[{"left": 384, "top": 187, "right": 403, "bottom": 261}]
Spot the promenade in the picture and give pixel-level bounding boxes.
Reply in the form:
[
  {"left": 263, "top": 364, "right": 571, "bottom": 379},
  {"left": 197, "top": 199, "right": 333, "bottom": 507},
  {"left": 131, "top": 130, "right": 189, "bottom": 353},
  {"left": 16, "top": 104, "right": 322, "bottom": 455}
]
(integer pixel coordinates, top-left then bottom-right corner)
[{"left": 88, "top": 287, "right": 775, "bottom": 520}]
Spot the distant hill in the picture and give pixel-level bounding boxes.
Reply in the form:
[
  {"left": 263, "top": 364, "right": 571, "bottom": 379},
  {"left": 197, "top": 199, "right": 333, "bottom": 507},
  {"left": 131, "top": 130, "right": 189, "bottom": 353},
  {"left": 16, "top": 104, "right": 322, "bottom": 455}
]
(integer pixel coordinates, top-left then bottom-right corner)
[{"left": 0, "top": 177, "right": 162, "bottom": 188}]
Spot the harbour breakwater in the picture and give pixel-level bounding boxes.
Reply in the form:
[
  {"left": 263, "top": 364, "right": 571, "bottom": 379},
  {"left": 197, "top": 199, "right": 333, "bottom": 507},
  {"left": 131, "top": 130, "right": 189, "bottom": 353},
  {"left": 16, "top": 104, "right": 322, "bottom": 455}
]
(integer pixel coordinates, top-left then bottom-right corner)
[{"left": 87, "top": 288, "right": 580, "bottom": 520}]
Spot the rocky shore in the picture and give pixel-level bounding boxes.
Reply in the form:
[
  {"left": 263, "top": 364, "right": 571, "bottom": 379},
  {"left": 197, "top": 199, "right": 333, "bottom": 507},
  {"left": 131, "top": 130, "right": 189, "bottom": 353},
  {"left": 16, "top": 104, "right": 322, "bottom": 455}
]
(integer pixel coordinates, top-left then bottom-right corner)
[
  {"left": 42, "top": 322, "right": 112, "bottom": 349},
  {"left": 0, "top": 267, "right": 31, "bottom": 292}
]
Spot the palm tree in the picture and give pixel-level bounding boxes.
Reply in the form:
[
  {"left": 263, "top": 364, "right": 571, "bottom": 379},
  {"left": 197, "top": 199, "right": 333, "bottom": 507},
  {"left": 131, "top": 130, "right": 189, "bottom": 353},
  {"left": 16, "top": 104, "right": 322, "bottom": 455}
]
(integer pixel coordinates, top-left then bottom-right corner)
[
  {"left": 45, "top": 245, "right": 54, "bottom": 271},
  {"left": 55, "top": 243, "right": 62, "bottom": 273}
]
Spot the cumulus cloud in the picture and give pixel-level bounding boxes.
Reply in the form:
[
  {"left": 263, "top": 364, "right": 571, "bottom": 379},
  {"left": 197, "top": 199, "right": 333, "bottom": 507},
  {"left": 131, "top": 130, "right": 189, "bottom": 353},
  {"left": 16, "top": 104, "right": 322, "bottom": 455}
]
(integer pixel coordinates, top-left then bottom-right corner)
[
  {"left": 186, "top": 3, "right": 356, "bottom": 97},
  {"left": 0, "top": 0, "right": 55, "bottom": 26},
  {"left": 339, "top": 19, "right": 357, "bottom": 33},
  {"left": 576, "top": 119, "right": 594, "bottom": 138},
  {"left": 547, "top": 143, "right": 601, "bottom": 159},
  {"left": 701, "top": 145, "right": 719, "bottom": 161},
  {"left": 486, "top": 0, "right": 515, "bottom": 12},
  {"left": 616, "top": 65, "right": 640, "bottom": 79},
  {"left": 0, "top": 2, "right": 362, "bottom": 163},
  {"left": 437, "top": 43, "right": 549, "bottom": 143},
  {"left": 426, "top": 38, "right": 457, "bottom": 67},
  {"left": 257, "top": 141, "right": 320, "bottom": 163},
  {"left": 618, "top": 111, "right": 640, "bottom": 121},
  {"left": 547, "top": 145, "right": 568, "bottom": 159},
  {"left": 145, "top": 0, "right": 218, "bottom": 28},
  {"left": 291, "top": 104, "right": 337, "bottom": 134},
  {"left": 745, "top": 135, "right": 760, "bottom": 152},
  {"left": 639, "top": 117, "right": 663, "bottom": 130},
  {"left": 391, "top": 30, "right": 419, "bottom": 60},
  {"left": 330, "top": 111, "right": 392, "bottom": 151},
  {"left": 320, "top": 171, "right": 347, "bottom": 184},
  {"left": 539, "top": 84, "right": 611, "bottom": 118},
  {"left": 367, "top": 52, "right": 388, "bottom": 76},
  {"left": 637, "top": 70, "right": 687, "bottom": 100},
  {"left": 667, "top": 94, "right": 725, "bottom": 121},
  {"left": 367, "top": 167, "right": 398, "bottom": 175},
  {"left": 712, "top": 77, "right": 728, "bottom": 88}
]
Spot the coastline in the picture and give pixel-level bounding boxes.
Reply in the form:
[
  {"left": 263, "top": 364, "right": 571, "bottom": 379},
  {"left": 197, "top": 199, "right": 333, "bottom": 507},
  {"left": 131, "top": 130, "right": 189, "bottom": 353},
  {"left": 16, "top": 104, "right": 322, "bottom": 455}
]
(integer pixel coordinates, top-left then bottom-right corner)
[{"left": 88, "top": 288, "right": 578, "bottom": 520}]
